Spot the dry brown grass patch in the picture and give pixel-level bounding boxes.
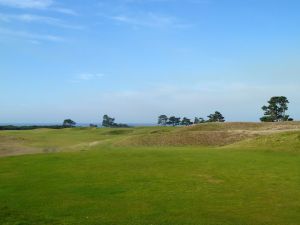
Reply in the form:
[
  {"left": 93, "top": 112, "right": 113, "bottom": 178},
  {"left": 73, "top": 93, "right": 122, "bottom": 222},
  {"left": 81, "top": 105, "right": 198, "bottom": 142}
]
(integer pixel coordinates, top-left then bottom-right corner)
[{"left": 115, "top": 130, "right": 258, "bottom": 147}]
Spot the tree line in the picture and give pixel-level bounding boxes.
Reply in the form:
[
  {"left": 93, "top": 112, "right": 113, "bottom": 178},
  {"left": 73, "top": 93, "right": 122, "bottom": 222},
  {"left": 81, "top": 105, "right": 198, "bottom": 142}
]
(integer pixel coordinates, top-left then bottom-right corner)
[
  {"left": 61, "top": 115, "right": 130, "bottom": 128},
  {"left": 60, "top": 96, "right": 296, "bottom": 128},
  {"left": 0, "top": 96, "right": 295, "bottom": 130},
  {"left": 157, "top": 96, "right": 293, "bottom": 126},
  {"left": 158, "top": 111, "right": 225, "bottom": 126}
]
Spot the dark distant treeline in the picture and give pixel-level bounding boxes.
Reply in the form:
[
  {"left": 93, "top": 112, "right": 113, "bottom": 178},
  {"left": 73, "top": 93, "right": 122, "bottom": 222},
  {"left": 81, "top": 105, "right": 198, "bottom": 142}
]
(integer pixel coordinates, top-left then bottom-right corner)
[
  {"left": 0, "top": 115, "right": 130, "bottom": 130},
  {"left": 102, "top": 115, "right": 130, "bottom": 128},
  {"left": 0, "top": 125, "right": 64, "bottom": 130}
]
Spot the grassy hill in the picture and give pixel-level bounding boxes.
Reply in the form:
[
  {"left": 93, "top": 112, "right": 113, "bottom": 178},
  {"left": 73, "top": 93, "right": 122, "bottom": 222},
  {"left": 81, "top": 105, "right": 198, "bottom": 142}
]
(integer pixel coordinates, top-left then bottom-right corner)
[
  {"left": 1, "top": 122, "right": 300, "bottom": 156},
  {"left": 0, "top": 122, "right": 300, "bottom": 224}
]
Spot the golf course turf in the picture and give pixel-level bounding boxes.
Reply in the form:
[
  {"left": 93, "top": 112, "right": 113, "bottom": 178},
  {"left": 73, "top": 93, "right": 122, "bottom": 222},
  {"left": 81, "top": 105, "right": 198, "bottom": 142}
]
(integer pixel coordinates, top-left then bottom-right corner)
[{"left": 0, "top": 123, "right": 300, "bottom": 225}]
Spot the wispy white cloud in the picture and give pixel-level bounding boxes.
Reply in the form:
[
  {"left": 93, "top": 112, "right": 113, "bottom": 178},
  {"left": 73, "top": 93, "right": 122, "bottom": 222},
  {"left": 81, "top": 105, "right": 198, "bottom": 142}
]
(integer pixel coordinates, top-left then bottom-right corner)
[
  {"left": 0, "top": 27, "right": 64, "bottom": 42},
  {"left": 0, "top": 13, "right": 83, "bottom": 29},
  {"left": 111, "top": 0, "right": 211, "bottom": 4},
  {"left": 0, "top": 0, "right": 53, "bottom": 9},
  {"left": 71, "top": 73, "right": 105, "bottom": 83},
  {"left": 78, "top": 73, "right": 105, "bottom": 80},
  {"left": 0, "top": 0, "right": 77, "bottom": 15},
  {"left": 109, "top": 12, "right": 192, "bottom": 28},
  {"left": 52, "top": 7, "right": 77, "bottom": 16},
  {"left": 98, "top": 0, "right": 194, "bottom": 29},
  {"left": 0, "top": 1, "right": 80, "bottom": 44}
]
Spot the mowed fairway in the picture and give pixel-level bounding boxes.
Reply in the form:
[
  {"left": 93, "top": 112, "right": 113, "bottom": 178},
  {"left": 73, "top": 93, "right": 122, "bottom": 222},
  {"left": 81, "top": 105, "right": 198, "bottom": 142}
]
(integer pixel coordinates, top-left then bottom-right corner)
[{"left": 0, "top": 123, "right": 300, "bottom": 225}]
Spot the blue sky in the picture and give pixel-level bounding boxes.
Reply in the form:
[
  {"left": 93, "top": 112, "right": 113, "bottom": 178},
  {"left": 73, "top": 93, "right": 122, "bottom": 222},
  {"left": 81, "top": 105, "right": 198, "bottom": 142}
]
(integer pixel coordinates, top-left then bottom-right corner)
[{"left": 1, "top": 0, "right": 300, "bottom": 124}]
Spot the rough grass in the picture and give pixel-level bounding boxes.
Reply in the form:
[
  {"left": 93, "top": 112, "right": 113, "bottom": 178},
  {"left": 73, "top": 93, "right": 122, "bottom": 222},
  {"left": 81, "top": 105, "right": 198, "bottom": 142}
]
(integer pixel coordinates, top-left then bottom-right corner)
[
  {"left": 116, "top": 130, "right": 257, "bottom": 147},
  {"left": 183, "top": 121, "right": 300, "bottom": 131},
  {"left": 0, "top": 128, "right": 133, "bottom": 156},
  {"left": 115, "top": 122, "right": 300, "bottom": 147},
  {"left": 227, "top": 131, "right": 300, "bottom": 151},
  {"left": 1, "top": 122, "right": 300, "bottom": 156}
]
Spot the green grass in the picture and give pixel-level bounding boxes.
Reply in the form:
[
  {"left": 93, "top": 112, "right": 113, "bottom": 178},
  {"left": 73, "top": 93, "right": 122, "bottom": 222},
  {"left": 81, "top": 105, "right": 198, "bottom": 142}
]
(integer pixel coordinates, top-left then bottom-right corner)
[{"left": 1, "top": 123, "right": 300, "bottom": 225}]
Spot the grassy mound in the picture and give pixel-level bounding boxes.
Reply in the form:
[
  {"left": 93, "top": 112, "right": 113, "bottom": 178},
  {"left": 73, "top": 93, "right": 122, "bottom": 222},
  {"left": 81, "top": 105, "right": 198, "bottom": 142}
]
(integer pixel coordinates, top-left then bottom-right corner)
[
  {"left": 1, "top": 122, "right": 300, "bottom": 156},
  {"left": 228, "top": 131, "right": 300, "bottom": 151},
  {"left": 116, "top": 130, "right": 256, "bottom": 147},
  {"left": 115, "top": 122, "right": 300, "bottom": 147},
  {"left": 180, "top": 121, "right": 300, "bottom": 131}
]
